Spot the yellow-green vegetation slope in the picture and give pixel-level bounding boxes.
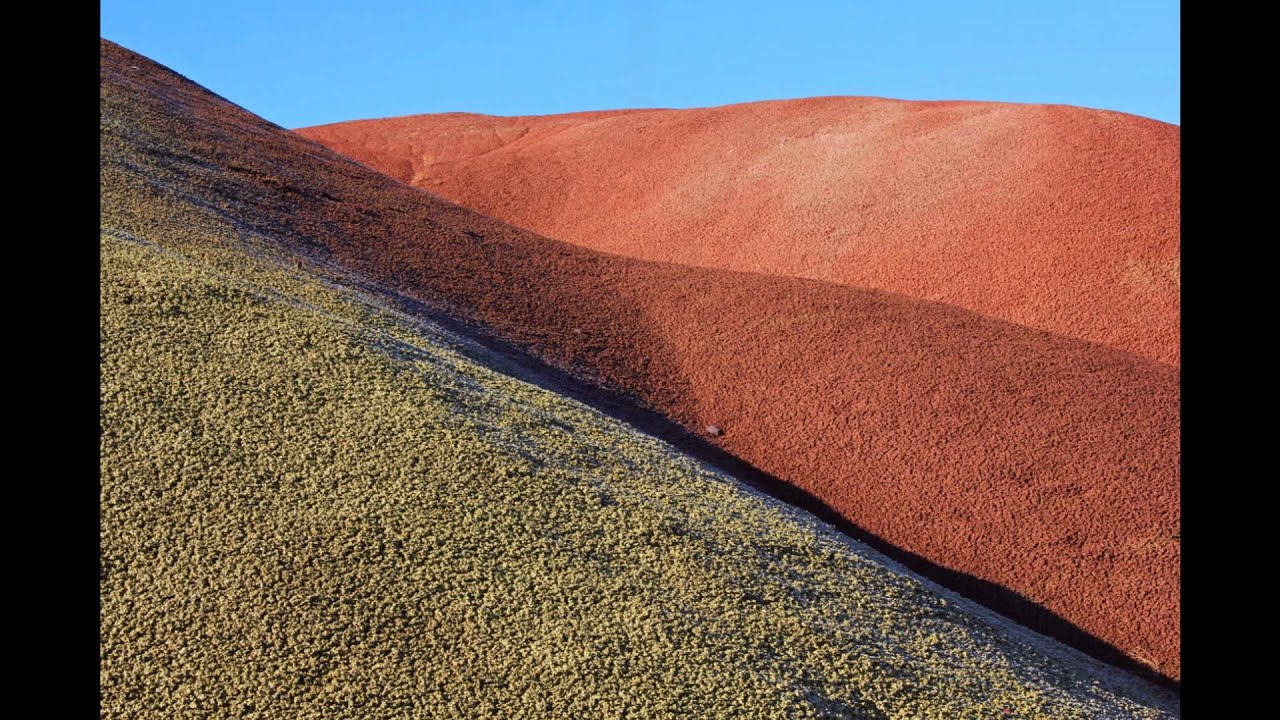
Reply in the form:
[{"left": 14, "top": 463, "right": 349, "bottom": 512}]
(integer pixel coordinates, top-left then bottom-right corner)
[{"left": 100, "top": 38, "right": 1179, "bottom": 718}]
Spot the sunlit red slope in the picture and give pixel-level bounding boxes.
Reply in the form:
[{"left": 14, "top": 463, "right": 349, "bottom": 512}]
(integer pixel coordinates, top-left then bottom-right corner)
[
  {"left": 104, "top": 40, "right": 1179, "bottom": 682},
  {"left": 301, "top": 100, "right": 1180, "bottom": 365}
]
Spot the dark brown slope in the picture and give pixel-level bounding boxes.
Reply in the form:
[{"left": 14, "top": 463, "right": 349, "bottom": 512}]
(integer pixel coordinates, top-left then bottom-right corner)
[
  {"left": 301, "top": 100, "right": 1180, "bottom": 366},
  {"left": 102, "top": 40, "right": 1180, "bottom": 682}
]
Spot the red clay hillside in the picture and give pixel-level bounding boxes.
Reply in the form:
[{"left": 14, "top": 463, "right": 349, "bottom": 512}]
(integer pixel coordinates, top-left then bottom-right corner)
[
  {"left": 302, "top": 100, "right": 1180, "bottom": 366},
  {"left": 296, "top": 96, "right": 1181, "bottom": 683}
]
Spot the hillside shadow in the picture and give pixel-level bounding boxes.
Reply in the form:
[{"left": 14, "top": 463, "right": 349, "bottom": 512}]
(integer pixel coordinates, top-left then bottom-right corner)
[{"left": 200, "top": 122, "right": 1184, "bottom": 694}]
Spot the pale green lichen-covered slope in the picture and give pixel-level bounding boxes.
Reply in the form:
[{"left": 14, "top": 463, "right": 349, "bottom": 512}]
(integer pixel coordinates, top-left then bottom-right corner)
[{"left": 100, "top": 39, "right": 1179, "bottom": 718}]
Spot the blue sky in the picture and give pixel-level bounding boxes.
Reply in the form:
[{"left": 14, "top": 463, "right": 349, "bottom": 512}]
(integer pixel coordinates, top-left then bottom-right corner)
[{"left": 101, "top": 1, "right": 1179, "bottom": 128}]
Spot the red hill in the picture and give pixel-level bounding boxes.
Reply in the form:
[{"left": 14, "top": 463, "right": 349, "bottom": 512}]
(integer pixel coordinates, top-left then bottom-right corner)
[{"left": 302, "top": 99, "right": 1179, "bottom": 366}]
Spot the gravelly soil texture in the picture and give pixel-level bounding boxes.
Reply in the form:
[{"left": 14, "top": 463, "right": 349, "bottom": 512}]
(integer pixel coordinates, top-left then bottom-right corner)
[
  {"left": 300, "top": 100, "right": 1179, "bottom": 366},
  {"left": 101, "top": 39, "right": 1179, "bottom": 718},
  {"left": 101, "top": 38, "right": 1180, "bottom": 684}
]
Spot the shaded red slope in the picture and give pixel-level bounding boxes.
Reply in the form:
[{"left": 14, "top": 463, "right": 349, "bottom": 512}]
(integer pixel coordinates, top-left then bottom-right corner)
[
  {"left": 301, "top": 99, "right": 1180, "bottom": 366},
  {"left": 103, "top": 40, "right": 1180, "bottom": 682}
]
